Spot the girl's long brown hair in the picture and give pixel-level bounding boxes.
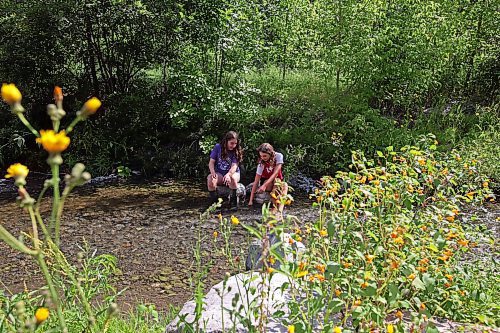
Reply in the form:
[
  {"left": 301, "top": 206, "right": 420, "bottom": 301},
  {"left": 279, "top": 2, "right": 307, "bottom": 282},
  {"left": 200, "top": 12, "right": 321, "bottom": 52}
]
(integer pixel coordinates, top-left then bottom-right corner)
[
  {"left": 257, "top": 143, "right": 276, "bottom": 167},
  {"left": 221, "top": 131, "right": 243, "bottom": 163}
]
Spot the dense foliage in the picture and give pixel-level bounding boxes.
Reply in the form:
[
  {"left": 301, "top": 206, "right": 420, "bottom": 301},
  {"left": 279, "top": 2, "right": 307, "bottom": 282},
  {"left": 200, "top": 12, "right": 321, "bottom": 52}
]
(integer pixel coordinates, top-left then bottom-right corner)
[{"left": 0, "top": 0, "right": 498, "bottom": 180}]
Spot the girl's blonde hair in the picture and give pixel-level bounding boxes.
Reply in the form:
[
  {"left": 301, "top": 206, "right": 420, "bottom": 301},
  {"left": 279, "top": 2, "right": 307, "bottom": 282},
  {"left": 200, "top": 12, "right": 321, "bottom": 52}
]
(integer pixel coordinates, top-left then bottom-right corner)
[{"left": 257, "top": 143, "right": 276, "bottom": 167}]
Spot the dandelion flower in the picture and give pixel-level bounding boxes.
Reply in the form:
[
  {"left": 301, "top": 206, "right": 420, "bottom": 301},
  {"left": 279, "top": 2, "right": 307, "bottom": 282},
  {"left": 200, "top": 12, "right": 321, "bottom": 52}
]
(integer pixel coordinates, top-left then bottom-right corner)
[
  {"left": 36, "top": 130, "right": 70, "bottom": 154},
  {"left": 230, "top": 215, "right": 239, "bottom": 225},
  {"left": 5, "top": 163, "right": 29, "bottom": 179},
  {"left": 35, "top": 307, "right": 49, "bottom": 324}
]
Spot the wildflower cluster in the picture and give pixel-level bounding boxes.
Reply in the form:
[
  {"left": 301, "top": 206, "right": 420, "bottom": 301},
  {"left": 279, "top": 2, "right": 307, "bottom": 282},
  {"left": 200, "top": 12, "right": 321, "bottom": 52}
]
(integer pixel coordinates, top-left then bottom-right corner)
[
  {"left": 277, "top": 135, "right": 494, "bottom": 332},
  {"left": 0, "top": 84, "right": 118, "bottom": 332}
]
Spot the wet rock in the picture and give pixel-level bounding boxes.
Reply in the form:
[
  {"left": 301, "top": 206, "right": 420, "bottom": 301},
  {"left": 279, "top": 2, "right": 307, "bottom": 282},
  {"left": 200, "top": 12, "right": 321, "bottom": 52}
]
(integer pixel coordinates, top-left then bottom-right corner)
[
  {"left": 216, "top": 183, "right": 246, "bottom": 203},
  {"left": 244, "top": 184, "right": 271, "bottom": 204},
  {"left": 165, "top": 272, "right": 298, "bottom": 333},
  {"left": 287, "top": 172, "right": 316, "bottom": 193}
]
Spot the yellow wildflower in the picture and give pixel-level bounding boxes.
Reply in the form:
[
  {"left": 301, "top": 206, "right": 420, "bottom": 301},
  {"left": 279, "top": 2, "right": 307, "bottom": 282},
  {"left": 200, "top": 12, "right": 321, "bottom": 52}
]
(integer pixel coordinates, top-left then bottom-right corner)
[
  {"left": 298, "top": 261, "right": 306, "bottom": 271},
  {"left": 267, "top": 267, "right": 275, "bottom": 274},
  {"left": 445, "top": 215, "right": 455, "bottom": 222},
  {"left": 314, "top": 274, "right": 325, "bottom": 282},
  {"left": 365, "top": 254, "right": 375, "bottom": 264},
  {"left": 230, "top": 215, "right": 239, "bottom": 225},
  {"left": 315, "top": 264, "right": 326, "bottom": 273},
  {"left": 394, "top": 237, "right": 404, "bottom": 245},
  {"left": 1, "top": 83, "right": 22, "bottom": 105},
  {"left": 335, "top": 289, "right": 341, "bottom": 297},
  {"left": 82, "top": 97, "right": 101, "bottom": 116},
  {"left": 342, "top": 261, "right": 353, "bottom": 268},
  {"left": 408, "top": 273, "right": 416, "bottom": 280},
  {"left": 35, "top": 307, "right": 49, "bottom": 324},
  {"left": 334, "top": 327, "right": 342, "bottom": 333},
  {"left": 396, "top": 310, "right": 403, "bottom": 320},
  {"left": 269, "top": 256, "right": 276, "bottom": 265},
  {"left": 213, "top": 231, "right": 218, "bottom": 238},
  {"left": 5, "top": 163, "right": 29, "bottom": 179},
  {"left": 288, "top": 325, "right": 295, "bottom": 333},
  {"left": 387, "top": 324, "right": 394, "bottom": 333},
  {"left": 36, "top": 130, "right": 70, "bottom": 154},
  {"left": 296, "top": 270, "right": 308, "bottom": 278},
  {"left": 319, "top": 229, "right": 328, "bottom": 237}
]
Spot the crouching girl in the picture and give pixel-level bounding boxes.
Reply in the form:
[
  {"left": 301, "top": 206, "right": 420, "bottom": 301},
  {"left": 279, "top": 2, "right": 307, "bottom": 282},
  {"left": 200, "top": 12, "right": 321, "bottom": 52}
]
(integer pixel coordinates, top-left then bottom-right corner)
[
  {"left": 248, "top": 143, "right": 288, "bottom": 213},
  {"left": 207, "top": 131, "right": 243, "bottom": 210}
]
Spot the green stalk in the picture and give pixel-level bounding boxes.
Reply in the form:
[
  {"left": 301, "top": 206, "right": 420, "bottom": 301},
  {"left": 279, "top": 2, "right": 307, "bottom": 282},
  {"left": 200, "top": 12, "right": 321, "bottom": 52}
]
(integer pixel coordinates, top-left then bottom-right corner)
[
  {"left": 65, "top": 116, "right": 82, "bottom": 134},
  {"left": 28, "top": 207, "right": 40, "bottom": 249},
  {"left": 16, "top": 113, "right": 39, "bottom": 137},
  {"left": 48, "top": 242, "right": 98, "bottom": 332},
  {"left": 53, "top": 119, "right": 60, "bottom": 133},
  {"left": 50, "top": 163, "right": 61, "bottom": 246},
  {"left": 0, "top": 225, "right": 37, "bottom": 255},
  {"left": 36, "top": 252, "right": 68, "bottom": 333}
]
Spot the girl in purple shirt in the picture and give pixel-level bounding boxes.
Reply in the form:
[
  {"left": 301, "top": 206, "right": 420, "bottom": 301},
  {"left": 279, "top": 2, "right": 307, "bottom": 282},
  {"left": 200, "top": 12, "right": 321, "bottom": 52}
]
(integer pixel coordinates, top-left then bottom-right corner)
[{"left": 207, "top": 131, "right": 243, "bottom": 210}]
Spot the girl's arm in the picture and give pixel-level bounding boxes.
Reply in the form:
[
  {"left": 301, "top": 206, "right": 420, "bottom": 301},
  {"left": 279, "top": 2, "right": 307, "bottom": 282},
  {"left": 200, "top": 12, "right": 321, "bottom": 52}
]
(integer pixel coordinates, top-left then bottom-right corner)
[
  {"left": 248, "top": 173, "right": 261, "bottom": 205},
  {"left": 223, "top": 163, "right": 238, "bottom": 185},
  {"left": 208, "top": 158, "right": 216, "bottom": 178},
  {"left": 259, "top": 163, "right": 283, "bottom": 190}
]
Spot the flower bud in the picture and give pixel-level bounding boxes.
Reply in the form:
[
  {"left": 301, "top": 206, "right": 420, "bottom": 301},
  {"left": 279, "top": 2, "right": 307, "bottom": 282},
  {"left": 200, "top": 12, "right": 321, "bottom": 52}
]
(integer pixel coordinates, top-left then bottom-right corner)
[
  {"left": 53, "top": 86, "right": 63, "bottom": 103},
  {"left": 47, "top": 103, "right": 66, "bottom": 122},
  {"left": 78, "top": 97, "right": 101, "bottom": 119},
  {"left": 1, "top": 83, "right": 22, "bottom": 105}
]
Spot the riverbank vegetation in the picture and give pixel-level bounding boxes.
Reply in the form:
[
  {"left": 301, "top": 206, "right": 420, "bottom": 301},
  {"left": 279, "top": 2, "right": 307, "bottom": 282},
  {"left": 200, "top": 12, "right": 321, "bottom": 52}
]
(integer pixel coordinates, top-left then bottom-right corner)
[{"left": 0, "top": 0, "right": 498, "bottom": 185}]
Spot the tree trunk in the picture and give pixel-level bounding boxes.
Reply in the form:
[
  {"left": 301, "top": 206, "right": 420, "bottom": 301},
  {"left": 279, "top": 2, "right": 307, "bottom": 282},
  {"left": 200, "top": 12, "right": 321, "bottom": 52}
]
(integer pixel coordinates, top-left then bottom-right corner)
[{"left": 85, "top": 13, "right": 100, "bottom": 96}]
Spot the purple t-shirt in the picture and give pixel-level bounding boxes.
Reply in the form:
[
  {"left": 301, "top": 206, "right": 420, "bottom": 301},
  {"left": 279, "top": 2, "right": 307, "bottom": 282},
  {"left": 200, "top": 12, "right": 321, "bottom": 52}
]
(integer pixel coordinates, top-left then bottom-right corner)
[{"left": 210, "top": 143, "right": 240, "bottom": 175}]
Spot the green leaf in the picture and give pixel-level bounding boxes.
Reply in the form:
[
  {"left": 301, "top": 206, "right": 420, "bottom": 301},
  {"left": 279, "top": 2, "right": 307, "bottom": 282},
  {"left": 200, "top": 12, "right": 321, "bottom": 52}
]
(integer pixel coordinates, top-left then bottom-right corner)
[
  {"left": 388, "top": 283, "right": 400, "bottom": 302},
  {"left": 327, "top": 221, "right": 335, "bottom": 237},
  {"left": 377, "top": 150, "right": 384, "bottom": 157},
  {"left": 426, "top": 324, "right": 439, "bottom": 333},
  {"left": 363, "top": 285, "right": 377, "bottom": 297},
  {"left": 326, "top": 261, "right": 341, "bottom": 275},
  {"left": 412, "top": 277, "right": 426, "bottom": 290},
  {"left": 427, "top": 243, "right": 439, "bottom": 252},
  {"left": 422, "top": 273, "right": 435, "bottom": 292},
  {"left": 328, "top": 299, "right": 345, "bottom": 313}
]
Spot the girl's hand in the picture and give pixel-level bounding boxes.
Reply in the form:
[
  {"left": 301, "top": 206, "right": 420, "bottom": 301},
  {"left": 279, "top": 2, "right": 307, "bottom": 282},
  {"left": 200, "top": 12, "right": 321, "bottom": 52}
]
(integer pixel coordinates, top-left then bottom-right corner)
[
  {"left": 211, "top": 171, "right": 217, "bottom": 179},
  {"left": 258, "top": 185, "right": 266, "bottom": 193},
  {"left": 248, "top": 201, "right": 253, "bottom": 206},
  {"left": 223, "top": 174, "right": 231, "bottom": 186}
]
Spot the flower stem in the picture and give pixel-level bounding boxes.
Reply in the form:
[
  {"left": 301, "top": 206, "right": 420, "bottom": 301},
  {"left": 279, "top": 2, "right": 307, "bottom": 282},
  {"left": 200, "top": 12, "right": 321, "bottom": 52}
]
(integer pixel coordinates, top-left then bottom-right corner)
[
  {"left": 0, "top": 224, "right": 37, "bottom": 255},
  {"left": 36, "top": 252, "right": 68, "bottom": 333},
  {"left": 66, "top": 116, "right": 81, "bottom": 134},
  {"left": 17, "top": 113, "right": 39, "bottom": 137},
  {"left": 50, "top": 163, "right": 61, "bottom": 246}
]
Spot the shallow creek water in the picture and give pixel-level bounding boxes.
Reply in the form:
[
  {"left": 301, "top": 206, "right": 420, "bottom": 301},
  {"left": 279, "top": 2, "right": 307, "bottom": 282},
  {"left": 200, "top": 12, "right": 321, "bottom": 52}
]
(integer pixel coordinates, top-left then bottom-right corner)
[
  {"left": 0, "top": 176, "right": 318, "bottom": 312},
  {"left": 0, "top": 176, "right": 498, "bottom": 315}
]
